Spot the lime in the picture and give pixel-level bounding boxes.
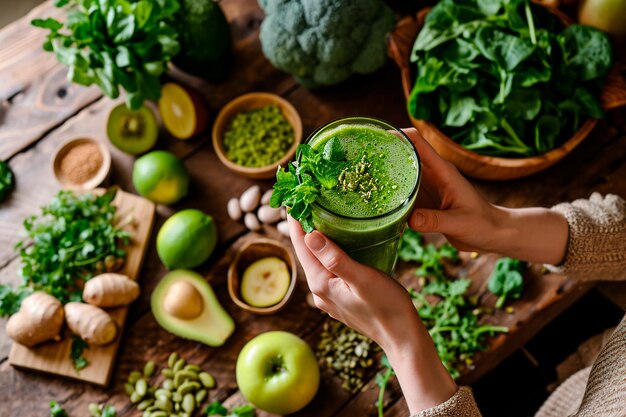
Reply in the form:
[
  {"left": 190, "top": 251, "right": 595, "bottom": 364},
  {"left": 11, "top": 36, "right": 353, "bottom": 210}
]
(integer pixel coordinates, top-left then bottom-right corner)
[
  {"left": 157, "top": 209, "right": 218, "bottom": 269},
  {"left": 132, "top": 151, "right": 189, "bottom": 204}
]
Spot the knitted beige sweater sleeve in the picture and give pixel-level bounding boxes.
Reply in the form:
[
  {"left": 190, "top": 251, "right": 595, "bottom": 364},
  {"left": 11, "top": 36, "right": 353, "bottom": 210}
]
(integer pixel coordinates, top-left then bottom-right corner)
[{"left": 411, "top": 193, "right": 626, "bottom": 417}]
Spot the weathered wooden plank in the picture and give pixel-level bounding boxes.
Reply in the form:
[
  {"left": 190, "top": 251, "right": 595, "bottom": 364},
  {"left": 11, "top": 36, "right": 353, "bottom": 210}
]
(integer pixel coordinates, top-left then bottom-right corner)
[{"left": 0, "top": 2, "right": 102, "bottom": 160}]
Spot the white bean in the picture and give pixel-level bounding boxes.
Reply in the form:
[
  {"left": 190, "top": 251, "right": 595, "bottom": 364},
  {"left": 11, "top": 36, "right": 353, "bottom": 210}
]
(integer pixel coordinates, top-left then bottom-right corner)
[
  {"left": 227, "top": 198, "right": 242, "bottom": 221},
  {"left": 260, "top": 189, "right": 273, "bottom": 205},
  {"left": 257, "top": 205, "right": 282, "bottom": 224},
  {"left": 244, "top": 213, "right": 261, "bottom": 231},
  {"left": 276, "top": 220, "right": 290, "bottom": 237},
  {"left": 239, "top": 185, "right": 261, "bottom": 213}
]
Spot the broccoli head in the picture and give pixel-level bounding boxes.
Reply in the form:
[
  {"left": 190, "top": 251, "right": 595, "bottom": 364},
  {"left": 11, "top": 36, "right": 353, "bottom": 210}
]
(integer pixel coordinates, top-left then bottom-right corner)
[{"left": 258, "top": 0, "right": 396, "bottom": 88}]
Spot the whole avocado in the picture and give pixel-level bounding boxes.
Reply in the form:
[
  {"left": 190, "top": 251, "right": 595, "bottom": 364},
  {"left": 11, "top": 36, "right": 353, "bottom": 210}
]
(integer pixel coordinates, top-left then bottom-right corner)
[
  {"left": 173, "top": 0, "right": 233, "bottom": 82},
  {"left": 258, "top": 0, "right": 396, "bottom": 88}
]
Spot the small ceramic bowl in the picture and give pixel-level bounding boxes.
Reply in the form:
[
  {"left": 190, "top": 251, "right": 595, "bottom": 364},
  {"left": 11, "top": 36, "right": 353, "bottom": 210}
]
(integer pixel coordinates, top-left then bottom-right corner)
[
  {"left": 52, "top": 138, "right": 111, "bottom": 191},
  {"left": 212, "top": 92, "right": 302, "bottom": 179},
  {"left": 228, "top": 238, "right": 297, "bottom": 314}
]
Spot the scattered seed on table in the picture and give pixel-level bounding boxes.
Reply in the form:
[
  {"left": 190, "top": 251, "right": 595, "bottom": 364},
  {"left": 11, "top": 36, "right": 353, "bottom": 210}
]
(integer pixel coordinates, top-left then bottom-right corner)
[
  {"left": 244, "top": 212, "right": 261, "bottom": 231},
  {"left": 143, "top": 361, "right": 155, "bottom": 377},
  {"left": 198, "top": 371, "right": 215, "bottom": 388},
  {"left": 239, "top": 185, "right": 261, "bottom": 213}
]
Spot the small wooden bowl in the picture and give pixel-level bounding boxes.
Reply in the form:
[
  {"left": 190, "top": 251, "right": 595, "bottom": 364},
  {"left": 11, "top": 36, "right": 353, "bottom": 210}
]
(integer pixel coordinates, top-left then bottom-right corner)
[
  {"left": 228, "top": 238, "right": 297, "bottom": 315},
  {"left": 212, "top": 92, "right": 302, "bottom": 179},
  {"left": 387, "top": 7, "right": 626, "bottom": 180},
  {"left": 52, "top": 138, "right": 111, "bottom": 191}
]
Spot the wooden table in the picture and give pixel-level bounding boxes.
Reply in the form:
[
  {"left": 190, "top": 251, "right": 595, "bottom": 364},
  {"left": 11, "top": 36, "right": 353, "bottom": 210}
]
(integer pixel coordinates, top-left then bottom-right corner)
[{"left": 1, "top": 1, "right": 625, "bottom": 416}]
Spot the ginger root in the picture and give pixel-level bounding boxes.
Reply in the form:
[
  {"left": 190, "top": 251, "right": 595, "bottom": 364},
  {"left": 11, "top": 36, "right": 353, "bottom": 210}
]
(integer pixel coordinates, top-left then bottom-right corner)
[
  {"left": 83, "top": 273, "right": 140, "bottom": 308},
  {"left": 64, "top": 302, "right": 117, "bottom": 346},
  {"left": 6, "top": 292, "right": 64, "bottom": 347}
]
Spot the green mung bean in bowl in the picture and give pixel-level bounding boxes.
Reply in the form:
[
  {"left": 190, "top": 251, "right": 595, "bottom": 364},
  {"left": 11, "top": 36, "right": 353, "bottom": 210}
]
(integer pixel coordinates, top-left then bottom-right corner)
[{"left": 213, "top": 93, "right": 302, "bottom": 179}]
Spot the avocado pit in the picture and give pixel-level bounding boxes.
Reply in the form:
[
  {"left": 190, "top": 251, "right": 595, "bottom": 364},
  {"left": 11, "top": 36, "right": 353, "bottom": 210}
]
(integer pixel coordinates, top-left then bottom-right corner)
[{"left": 163, "top": 281, "right": 204, "bottom": 320}]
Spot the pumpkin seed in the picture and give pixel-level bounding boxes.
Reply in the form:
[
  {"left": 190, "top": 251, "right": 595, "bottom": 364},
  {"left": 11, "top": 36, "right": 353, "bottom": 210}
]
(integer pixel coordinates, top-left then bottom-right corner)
[
  {"left": 130, "top": 391, "right": 143, "bottom": 403},
  {"left": 161, "top": 368, "right": 174, "bottom": 378},
  {"left": 162, "top": 378, "right": 174, "bottom": 391},
  {"left": 143, "top": 411, "right": 151, "bottom": 417},
  {"left": 172, "top": 358, "right": 185, "bottom": 373},
  {"left": 168, "top": 352, "right": 179, "bottom": 368},
  {"left": 128, "top": 370, "right": 142, "bottom": 384},
  {"left": 143, "top": 361, "right": 155, "bottom": 377},
  {"left": 177, "top": 380, "right": 200, "bottom": 395},
  {"left": 195, "top": 389, "right": 207, "bottom": 403},
  {"left": 182, "top": 393, "right": 195, "bottom": 413},
  {"left": 172, "top": 392, "right": 183, "bottom": 403},
  {"left": 135, "top": 378, "right": 148, "bottom": 397},
  {"left": 149, "top": 411, "right": 167, "bottom": 417},
  {"left": 174, "top": 370, "right": 198, "bottom": 388},
  {"left": 155, "top": 397, "right": 172, "bottom": 412},
  {"left": 198, "top": 372, "right": 215, "bottom": 388},
  {"left": 155, "top": 389, "right": 171, "bottom": 399},
  {"left": 183, "top": 364, "right": 200, "bottom": 372},
  {"left": 124, "top": 382, "right": 135, "bottom": 395},
  {"left": 137, "top": 399, "right": 154, "bottom": 411}
]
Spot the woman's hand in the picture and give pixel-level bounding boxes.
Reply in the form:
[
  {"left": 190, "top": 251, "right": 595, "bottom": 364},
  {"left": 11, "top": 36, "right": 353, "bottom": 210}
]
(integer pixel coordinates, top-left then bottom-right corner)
[
  {"left": 288, "top": 217, "right": 457, "bottom": 413},
  {"left": 405, "top": 128, "right": 569, "bottom": 265}
]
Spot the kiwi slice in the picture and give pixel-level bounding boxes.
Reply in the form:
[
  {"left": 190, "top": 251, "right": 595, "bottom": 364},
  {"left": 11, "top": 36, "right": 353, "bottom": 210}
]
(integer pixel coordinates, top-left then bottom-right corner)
[{"left": 107, "top": 104, "right": 158, "bottom": 155}]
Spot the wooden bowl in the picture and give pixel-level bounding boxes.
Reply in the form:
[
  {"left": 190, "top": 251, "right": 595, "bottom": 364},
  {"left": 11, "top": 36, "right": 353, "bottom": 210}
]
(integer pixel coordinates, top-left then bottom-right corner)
[
  {"left": 212, "top": 93, "right": 302, "bottom": 179},
  {"left": 387, "top": 7, "right": 626, "bottom": 180},
  {"left": 228, "top": 238, "right": 297, "bottom": 314},
  {"left": 52, "top": 138, "right": 111, "bottom": 191}
]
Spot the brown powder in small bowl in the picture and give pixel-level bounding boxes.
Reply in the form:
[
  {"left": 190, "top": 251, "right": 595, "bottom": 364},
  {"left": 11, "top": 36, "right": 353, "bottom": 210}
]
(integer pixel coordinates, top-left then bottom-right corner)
[{"left": 59, "top": 142, "right": 103, "bottom": 184}]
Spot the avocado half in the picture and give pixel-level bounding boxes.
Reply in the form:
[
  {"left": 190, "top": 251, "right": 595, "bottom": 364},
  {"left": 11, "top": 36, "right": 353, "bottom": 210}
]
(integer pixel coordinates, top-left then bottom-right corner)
[{"left": 151, "top": 270, "right": 235, "bottom": 346}]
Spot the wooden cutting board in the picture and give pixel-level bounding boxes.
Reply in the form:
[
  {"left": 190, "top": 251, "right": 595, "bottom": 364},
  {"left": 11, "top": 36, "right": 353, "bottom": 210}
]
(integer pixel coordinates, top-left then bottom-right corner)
[{"left": 8, "top": 189, "right": 155, "bottom": 386}]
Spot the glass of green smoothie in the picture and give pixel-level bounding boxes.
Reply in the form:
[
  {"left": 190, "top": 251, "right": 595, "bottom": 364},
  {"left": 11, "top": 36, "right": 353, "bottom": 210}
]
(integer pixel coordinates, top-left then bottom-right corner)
[{"left": 306, "top": 117, "right": 421, "bottom": 275}]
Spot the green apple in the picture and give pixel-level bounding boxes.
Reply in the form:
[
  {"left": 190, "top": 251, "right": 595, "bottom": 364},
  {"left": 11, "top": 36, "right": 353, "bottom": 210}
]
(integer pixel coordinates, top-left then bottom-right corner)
[{"left": 236, "top": 331, "right": 320, "bottom": 414}]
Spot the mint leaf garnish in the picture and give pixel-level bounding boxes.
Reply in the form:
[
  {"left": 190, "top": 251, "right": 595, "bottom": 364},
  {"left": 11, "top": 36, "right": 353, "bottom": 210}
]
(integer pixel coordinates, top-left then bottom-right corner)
[{"left": 271, "top": 143, "right": 345, "bottom": 232}]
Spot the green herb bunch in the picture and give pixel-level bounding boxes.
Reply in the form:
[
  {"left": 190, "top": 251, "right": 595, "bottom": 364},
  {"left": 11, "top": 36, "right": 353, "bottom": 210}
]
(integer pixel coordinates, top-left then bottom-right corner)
[
  {"left": 0, "top": 188, "right": 130, "bottom": 316},
  {"left": 488, "top": 257, "right": 526, "bottom": 308},
  {"left": 399, "top": 229, "right": 507, "bottom": 379},
  {"left": 398, "top": 229, "right": 459, "bottom": 278},
  {"left": 32, "top": 0, "right": 181, "bottom": 110},
  {"left": 409, "top": 0, "right": 612, "bottom": 156},
  {"left": 270, "top": 139, "right": 346, "bottom": 232},
  {"left": 410, "top": 279, "right": 508, "bottom": 379}
]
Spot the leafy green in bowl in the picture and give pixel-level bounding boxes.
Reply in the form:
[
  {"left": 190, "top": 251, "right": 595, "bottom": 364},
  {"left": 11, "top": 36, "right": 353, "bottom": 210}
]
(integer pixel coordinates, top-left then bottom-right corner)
[{"left": 407, "top": 0, "right": 612, "bottom": 158}]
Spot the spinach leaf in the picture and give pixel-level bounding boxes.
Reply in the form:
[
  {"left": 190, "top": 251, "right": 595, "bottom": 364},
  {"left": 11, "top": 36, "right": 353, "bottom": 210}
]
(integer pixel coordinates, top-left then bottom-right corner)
[
  {"left": 407, "top": 0, "right": 612, "bottom": 157},
  {"left": 475, "top": 26, "right": 535, "bottom": 72},
  {"left": 558, "top": 25, "right": 612, "bottom": 81}
]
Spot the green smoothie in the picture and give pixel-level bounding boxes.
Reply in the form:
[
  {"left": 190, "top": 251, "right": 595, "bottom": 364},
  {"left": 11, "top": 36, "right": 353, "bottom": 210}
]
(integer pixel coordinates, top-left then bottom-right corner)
[{"left": 308, "top": 118, "right": 420, "bottom": 274}]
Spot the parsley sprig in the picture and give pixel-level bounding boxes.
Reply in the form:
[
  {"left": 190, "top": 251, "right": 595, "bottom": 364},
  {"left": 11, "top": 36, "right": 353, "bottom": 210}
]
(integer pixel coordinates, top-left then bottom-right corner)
[
  {"left": 270, "top": 140, "right": 346, "bottom": 232},
  {"left": 0, "top": 188, "right": 130, "bottom": 317}
]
